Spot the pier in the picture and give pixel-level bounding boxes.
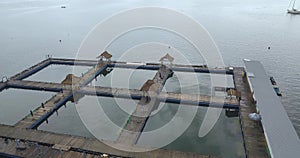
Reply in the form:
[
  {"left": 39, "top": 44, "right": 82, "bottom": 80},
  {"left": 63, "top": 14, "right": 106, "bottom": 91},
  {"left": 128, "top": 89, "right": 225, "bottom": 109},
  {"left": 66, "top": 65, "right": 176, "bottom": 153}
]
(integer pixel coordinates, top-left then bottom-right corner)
[
  {"left": 14, "top": 60, "right": 110, "bottom": 129},
  {"left": 0, "top": 125, "right": 217, "bottom": 158},
  {"left": 117, "top": 65, "right": 173, "bottom": 144},
  {"left": 1, "top": 53, "right": 299, "bottom": 158},
  {"left": 48, "top": 58, "right": 233, "bottom": 74},
  {"left": 5, "top": 80, "right": 239, "bottom": 109},
  {"left": 0, "top": 53, "right": 224, "bottom": 157},
  {"left": 9, "top": 59, "right": 51, "bottom": 80},
  {"left": 233, "top": 67, "right": 268, "bottom": 158}
]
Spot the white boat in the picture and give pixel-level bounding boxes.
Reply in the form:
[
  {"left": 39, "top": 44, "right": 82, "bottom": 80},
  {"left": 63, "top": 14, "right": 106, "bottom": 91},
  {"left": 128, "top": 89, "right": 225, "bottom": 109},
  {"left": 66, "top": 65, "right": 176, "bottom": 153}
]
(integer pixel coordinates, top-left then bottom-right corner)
[
  {"left": 288, "top": 8, "right": 300, "bottom": 14},
  {"left": 287, "top": 0, "right": 300, "bottom": 14}
]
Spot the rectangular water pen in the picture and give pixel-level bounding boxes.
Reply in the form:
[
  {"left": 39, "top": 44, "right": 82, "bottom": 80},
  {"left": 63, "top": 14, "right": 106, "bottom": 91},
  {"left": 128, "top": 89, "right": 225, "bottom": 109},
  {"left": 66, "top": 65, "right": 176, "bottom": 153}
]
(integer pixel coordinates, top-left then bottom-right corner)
[
  {"left": 1, "top": 54, "right": 297, "bottom": 158},
  {"left": 117, "top": 65, "right": 173, "bottom": 145}
]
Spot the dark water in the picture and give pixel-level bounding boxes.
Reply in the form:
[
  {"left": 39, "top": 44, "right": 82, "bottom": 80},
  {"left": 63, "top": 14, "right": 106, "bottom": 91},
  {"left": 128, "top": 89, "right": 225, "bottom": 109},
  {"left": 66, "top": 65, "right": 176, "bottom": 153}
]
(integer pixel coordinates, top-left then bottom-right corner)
[{"left": 0, "top": 0, "right": 300, "bottom": 157}]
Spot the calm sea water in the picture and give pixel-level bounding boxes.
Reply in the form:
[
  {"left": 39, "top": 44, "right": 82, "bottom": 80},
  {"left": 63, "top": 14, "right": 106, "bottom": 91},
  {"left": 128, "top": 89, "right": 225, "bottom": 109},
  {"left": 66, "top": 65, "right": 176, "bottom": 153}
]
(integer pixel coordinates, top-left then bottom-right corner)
[{"left": 0, "top": 0, "right": 300, "bottom": 157}]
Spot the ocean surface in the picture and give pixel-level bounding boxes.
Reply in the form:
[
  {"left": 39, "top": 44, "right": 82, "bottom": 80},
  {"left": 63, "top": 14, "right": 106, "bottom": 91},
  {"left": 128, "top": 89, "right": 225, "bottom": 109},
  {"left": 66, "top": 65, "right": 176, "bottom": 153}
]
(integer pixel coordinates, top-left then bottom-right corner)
[{"left": 0, "top": 0, "right": 300, "bottom": 157}]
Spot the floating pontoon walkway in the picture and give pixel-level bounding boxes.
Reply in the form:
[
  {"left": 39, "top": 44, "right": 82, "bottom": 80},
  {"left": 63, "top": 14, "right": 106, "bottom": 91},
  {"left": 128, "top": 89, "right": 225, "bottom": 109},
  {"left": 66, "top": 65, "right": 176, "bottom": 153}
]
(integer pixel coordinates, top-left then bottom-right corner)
[
  {"left": 0, "top": 125, "right": 217, "bottom": 158},
  {"left": 0, "top": 55, "right": 228, "bottom": 157},
  {"left": 14, "top": 61, "right": 110, "bottom": 129},
  {"left": 117, "top": 65, "right": 173, "bottom": 145},
  {"left": 4, "top": 57, "right": 231, "bottom": 77},
  {"left": 5, "top": 80, "right": 239, "bottom": 109},
  {"left": 6, "top": 54, "right": 285, "bottom": 158},
  {"left": 52, "top": 58, "right": 232, "bottom": 74}
]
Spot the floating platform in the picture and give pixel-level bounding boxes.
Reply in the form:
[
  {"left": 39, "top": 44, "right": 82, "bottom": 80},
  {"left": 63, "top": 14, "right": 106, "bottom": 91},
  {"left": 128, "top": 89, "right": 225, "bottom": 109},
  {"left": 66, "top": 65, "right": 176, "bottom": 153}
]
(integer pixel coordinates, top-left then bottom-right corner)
[
  {"left": 0, "top": 56, "right": 229, "bottom": 157},
  {"left": 0, "top": 55, "right": 298, "bottom": 158},
  {"left": 117, "top": 65, "right": 173, "bottom": 145},
  {"left": 0, "top": 125, "right": 217, "bottom": 158},
  {"left": 49, "top": 58, "right": 233, "bottom": 74},
  {"left": 5, "top": 80, "right": 239, "bottom": 109}
]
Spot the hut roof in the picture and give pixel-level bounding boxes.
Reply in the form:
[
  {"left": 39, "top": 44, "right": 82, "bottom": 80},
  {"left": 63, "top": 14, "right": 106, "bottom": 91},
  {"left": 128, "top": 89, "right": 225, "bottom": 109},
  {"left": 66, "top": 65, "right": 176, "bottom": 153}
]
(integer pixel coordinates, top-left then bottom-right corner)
[
  {"left": 97, "top": 51, "right": 112, "bottom": 59},
  {"left": 61, "top": 74, "right": 81, "bottom": 85},
  {"left": 159, "top": 53, "right": 174, "bottom": 62},
  {"left": 140, "top": 80, "right": 155, "bottom": 92}
]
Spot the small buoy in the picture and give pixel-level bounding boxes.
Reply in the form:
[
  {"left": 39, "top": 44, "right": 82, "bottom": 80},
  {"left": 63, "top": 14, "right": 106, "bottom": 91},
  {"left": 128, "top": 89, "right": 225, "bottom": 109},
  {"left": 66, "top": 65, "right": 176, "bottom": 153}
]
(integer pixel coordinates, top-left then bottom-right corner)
[
  {"left": 59, "top": 40, "right": 61, "bottom": 43},
  {"left": 268, "top": 46, "right": 271, "bottom": 50}
]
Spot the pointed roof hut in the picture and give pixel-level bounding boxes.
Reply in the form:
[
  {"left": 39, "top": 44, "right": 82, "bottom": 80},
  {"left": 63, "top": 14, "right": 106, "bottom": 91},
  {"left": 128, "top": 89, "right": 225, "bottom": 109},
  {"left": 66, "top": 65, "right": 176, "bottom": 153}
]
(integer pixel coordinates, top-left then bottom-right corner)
[
  {"left": 159, "top": 53, "right": 174, "bottom": 65},
  {"left": 140, "top": 80, "right": 155, "bottom": 92},
  {"left": 96, "top": 51, "right": 112, "bottom": 61},
  {"left": 61, "top": 74, "right": 84, "bottom": 103},
  {"left": 61, "top": 74, "right": 81, "bottom": 85}
]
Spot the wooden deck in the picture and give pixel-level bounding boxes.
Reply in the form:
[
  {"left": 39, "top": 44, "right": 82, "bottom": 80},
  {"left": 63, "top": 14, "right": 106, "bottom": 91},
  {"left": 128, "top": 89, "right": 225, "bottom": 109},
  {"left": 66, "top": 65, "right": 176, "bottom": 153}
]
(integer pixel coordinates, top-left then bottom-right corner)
[
  {"left": 10, "top": 58, "right": 51, "bottom": 80},
  {"left": 50, "top": 58, "right": 233, "bottom": 74},
  {"left": 117, "top": 65, "right": 173, "bottom": 145},
  {"left": 6, "top": 80, "right": 239, "bottom": 109},
  {"left": 14, "top": 91, "right": 73, "bottom": 129},
  {"left": 13, "top": 61, "right": 109, "bottom": 129},
  {"left": 0, "top": 57, "right": 248, "bottom": 158},
  {"left": 0, "top": 125, "right": 217, "bottom": 158},
  {"left": 233, "top": 67, "right": 268, "bottom": 158}
]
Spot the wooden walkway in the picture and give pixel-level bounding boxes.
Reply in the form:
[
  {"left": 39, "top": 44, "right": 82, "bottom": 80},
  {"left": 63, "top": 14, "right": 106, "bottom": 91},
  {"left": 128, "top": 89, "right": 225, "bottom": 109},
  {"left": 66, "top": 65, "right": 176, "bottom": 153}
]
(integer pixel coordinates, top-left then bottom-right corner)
[
  {"left": 14, "top": 62, "right": 109, "bottom": 129},
  {"left": 10, "top": 59, "right": 51, "bottom": 80},
  {"left": 6, "top": 80, "right": 239, "bottom": 109},
  {"left": 117, "top": 65, "right": 173, "bottom": 145},
  {"left": 0, "top": 57, "right": 244, "bottom": 158},
  {"left": 50, "top": 58, "right": 233, "bottom": 74},
  {"left": 233, "top": 67, "right": 268, "bottom": 158},
  {"left": 0, "top": 125, "right": 217, "bottom": 158},
  {"left": 158, "top": 92, "right": 239, "bottom": 109},
  {"left": 14, "top": 91, "right": 73, "bottom": 129}
]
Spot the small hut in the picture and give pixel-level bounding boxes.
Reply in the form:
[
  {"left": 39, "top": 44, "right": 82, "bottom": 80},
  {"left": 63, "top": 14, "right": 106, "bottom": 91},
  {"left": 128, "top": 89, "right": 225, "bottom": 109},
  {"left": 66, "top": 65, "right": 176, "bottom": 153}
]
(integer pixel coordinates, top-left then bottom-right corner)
[
  {"left": 159, "top": 53, "right": 174, "bottom": 66},
  {"left": 61, "top": 74, "right": 83, "bottom": 103},
  {"left": 96, "top": 51, "right": 112, "bottom": 61},
  {"left": 61, "top": 74, "right": 81, "bottom": 85},
  {"left": 140, "top": 80, "right": 155, "bottom": 92},
  {"left": 140, "top": 80, "right": 156, "bottom": 103}
]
